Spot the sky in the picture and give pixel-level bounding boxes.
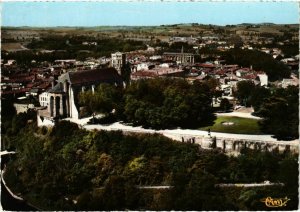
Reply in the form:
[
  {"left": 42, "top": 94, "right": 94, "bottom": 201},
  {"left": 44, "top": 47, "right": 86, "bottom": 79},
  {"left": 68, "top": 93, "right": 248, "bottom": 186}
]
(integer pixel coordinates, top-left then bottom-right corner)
[{"left": 1, "top": 1, "right": 299, "bottom": 27}]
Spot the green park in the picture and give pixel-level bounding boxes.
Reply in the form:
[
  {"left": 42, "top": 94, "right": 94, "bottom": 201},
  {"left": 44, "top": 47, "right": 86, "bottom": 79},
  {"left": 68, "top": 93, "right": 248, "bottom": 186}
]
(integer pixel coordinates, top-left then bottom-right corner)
[{"left": 200, "top": 116, "right": 262, "bottom": 135}]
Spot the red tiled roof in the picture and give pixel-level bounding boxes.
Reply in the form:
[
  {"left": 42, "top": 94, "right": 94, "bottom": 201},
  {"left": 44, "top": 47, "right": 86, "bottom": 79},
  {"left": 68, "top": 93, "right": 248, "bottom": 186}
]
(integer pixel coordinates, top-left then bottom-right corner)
[
  {"left": 223, "top": 65, "right": 239, "bottom": 68},
  {"left": 215, "top": 70, "right": 226, "bottom": 75},
  {"left": 243, "top": 74, "right": 257, "bottom": 80},
  {"left": 194, "top": 63, "right": 215, "bottom": 68},
  {"left": 1, "top": 88, "right": 30, "bottom": 95},
  {"left": 36, "top": 82, "right": 51, "bottom": 89},
  {"left": 191, "top": 69, "right": 199, "bottom": 73},
  {"left": 26, "top": 83, "right": 35, "bottom": 88},
  {"left": 2, "top": 76, "right": 33, "bottom": 83},
  {"left": 201, "top": 69, "right": 211, "bottom": 73},
  {"left": 68, "top": 68, "right": 123, "bottom": 85}
]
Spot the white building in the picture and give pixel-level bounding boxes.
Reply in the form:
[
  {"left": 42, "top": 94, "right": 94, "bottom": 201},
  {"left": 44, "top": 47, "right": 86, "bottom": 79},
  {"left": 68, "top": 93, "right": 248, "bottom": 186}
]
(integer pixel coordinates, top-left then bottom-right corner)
[
  {"left": 257, "top": 74, "right": 268, "bottom": 87},
  {"left": 236, "top": 69, "right": 249, "bottom": 77},
  {"left": 39, "top": 92, "right": 49, "bottom": 107},
  {"left": 159, "top": 63, "right": 171, "bottom": 68},
  {"left": 14, "top": 103, "right": 35, "bottom": 114},
  {"left": 149, "top": 55, "right": 162, "bottom": 60},
  {"left": 136, "top": 63, "right": 155, "bottom": 71},
  {"left": 281, "top": 78, "right": 299, "bottom": 88},
  {"left": 221, "top": 84, "right": 233, "bottom": 96}
]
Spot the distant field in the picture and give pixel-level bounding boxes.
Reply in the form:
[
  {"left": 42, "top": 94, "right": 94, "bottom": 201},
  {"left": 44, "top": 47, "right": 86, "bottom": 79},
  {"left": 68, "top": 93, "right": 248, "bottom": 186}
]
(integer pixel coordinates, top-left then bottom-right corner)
[
  {"left": 2, "top": 24, "right": 297, "bottom": 42},
  {"left": 200, "top": 116, "right": 262, "bottom": 135},
  {"left": 1, "top": 43, "right": 27, "bottom": 51},
  {"left": 256, "top": 26, "right": 284, "bottom": 34}
]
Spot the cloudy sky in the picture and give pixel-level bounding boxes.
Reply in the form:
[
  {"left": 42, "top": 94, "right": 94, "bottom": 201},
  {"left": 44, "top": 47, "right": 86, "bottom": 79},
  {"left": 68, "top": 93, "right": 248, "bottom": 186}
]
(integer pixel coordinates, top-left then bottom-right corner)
[{"left": 2, "top": 1, "right": 299, "bottom": 27}]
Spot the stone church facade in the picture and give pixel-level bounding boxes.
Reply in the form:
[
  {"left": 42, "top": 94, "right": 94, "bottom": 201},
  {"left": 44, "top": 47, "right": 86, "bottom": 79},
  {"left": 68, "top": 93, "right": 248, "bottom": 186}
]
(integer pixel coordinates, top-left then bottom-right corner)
[{"left": 37, "top": 68, "right": 123, "bottom": 126}]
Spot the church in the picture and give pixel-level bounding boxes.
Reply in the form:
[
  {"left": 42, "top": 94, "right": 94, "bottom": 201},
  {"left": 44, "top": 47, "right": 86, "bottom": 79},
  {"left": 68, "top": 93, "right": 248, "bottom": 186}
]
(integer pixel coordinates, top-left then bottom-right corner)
[{"left": 37, "top": 67, "right": 123, "bottom": 126}]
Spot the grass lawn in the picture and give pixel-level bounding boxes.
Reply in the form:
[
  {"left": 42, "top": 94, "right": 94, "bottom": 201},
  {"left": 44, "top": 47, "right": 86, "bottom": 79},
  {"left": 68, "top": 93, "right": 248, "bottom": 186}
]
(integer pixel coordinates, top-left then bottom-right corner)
[{"left": 200, "top": 116, "right": 262, "bottom": 135}]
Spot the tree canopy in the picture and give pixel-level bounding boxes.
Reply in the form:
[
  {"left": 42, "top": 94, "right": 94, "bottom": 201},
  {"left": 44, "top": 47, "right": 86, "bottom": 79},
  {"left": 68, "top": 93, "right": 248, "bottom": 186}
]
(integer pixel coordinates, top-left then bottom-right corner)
[
  {"left": 257, "top": 86, "right": 299, "bottom": 139},
  {"left": 2, "top": 118, "right": 298, "bottom": 210},
  {"left": 79, "top": 84, "right": 122, "bottom": 116},
  {"left": 235, "top": 80, "right": 256, "bottom": 106},
  {"left": 222, "top": 49, "right": 291, "bottom": 81},
  {"left": 79, "top": 78, "right": 215, "bottom": 129},
  {"left": 233, "top": 82, "right": 298, "bottom": 139}
]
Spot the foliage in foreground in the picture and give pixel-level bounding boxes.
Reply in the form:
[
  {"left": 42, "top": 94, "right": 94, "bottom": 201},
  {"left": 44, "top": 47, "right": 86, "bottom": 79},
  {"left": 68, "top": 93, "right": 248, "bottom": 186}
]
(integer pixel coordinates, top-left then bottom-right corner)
[{"left": 2, "top": 120, "right": 298, "bottom": 211}]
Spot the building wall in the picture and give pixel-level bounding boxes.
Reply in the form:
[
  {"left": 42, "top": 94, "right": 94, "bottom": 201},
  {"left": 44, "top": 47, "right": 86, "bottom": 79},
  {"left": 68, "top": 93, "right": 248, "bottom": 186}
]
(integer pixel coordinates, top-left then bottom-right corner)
[
  {"left": 111, "top": 52, "right": 126, "bottom": 74},
  {"left": 39, "top": 92, "right": 49, "bottom": 107},
  {"left": 69, "top": 87, "right": 79, "bottom": 119},
  {"left": 137, "top": 63, "right": 150, "bottom": 71},
  {"left": 163, "top": 53, "right": 194, "bottom": 65},
  {"left": 258, "top": 74, "right": 268, "bottom": 86},
  {"left": 163, "top": 132, "right": 298, "bottom": 154},
  {"left": 14, "top": 103, "right": 35, "bottom": 114}
]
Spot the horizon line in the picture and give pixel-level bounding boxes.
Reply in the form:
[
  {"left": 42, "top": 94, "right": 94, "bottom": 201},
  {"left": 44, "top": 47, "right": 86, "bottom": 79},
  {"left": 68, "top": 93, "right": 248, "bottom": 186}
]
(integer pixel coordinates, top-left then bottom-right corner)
[{"left": 2, "top": 22, "right": 299, "bottom": 28}]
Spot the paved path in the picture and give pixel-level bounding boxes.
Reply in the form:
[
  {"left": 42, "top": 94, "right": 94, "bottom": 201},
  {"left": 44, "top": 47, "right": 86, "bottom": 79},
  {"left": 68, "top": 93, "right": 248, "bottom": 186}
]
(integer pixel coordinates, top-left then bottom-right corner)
[
  {"left": 0, "top": 151, "right": 16, "bottom": 156},
  {"left": 216, "top": 182, "right": 284, "bottom": 188},
  {"left": 1, "top": 167, "right": 23, "bottom": 201},
  {"left": 137, "top": 186, "right": 173, "bottom": 189},
  {"left": 67, "top": 117, "right": 298, "bottom": 146},
  {"left": 215, "top": 111, "right": 261, "bottom": 119}
]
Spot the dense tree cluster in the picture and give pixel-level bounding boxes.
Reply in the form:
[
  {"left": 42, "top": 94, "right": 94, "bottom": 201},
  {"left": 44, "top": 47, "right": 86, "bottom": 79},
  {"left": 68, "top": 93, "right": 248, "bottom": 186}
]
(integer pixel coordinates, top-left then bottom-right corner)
[
  {"left": 79, "top": 84, "right": 123, "bottom": 118},
  {"left": 219, "top": 98, "right": 233, "bottom": 112},
  {"left": 1, "top": 96, "right": 17, "bottom": 134},
  {"left": 1, "top": 37, "right": 146, "bottom": 64},
  {"left": 27, "top": 36, "right": 147, "bottom": 53},
  {"left": 234, "top": 80, "right": 256, "bottom": 107},
  {"left": 234, "top": 82, "right": 298, "bottom": 139},
  {"left": 252, "top": 42, "right": 299, "bottom": 58},
  {"left": 222, "top": 49, "right": 291, "bottom": 81},
  {"left": 166, "top": 42, "right": 195, "bottom": 53},
  {"left": 79, "top": 78, "right": 298, "bottom": 138},
  {"left": 79, "top": 78, "right": 215, "bottom": 129},
  {"left": 1, "top": 50, "right": 87, "bottom": 65},
  {"left": 257, "top": 86, "right": 299, "bottom": 139},
  {"left": 2, "top": 119, "right": 298, "bottom": 210}
]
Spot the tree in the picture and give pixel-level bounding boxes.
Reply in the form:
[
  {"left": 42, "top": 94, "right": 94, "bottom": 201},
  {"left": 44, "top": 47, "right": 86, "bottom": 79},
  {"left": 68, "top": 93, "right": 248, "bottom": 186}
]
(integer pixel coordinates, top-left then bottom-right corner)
[
  {"left": 11, "top": 110, "right": 36, "bottom": 134},
  {"left": 235, "top": 80, "right": 255, "bottom": 106},
  {"left": 220, "top": 98, "right": 232, "bottom": 112},
  {"left": 182, "top": 170, "right": 233, "bottom": 210},
  {"left": 3, "top": 121, "right": 298, "bottom": 210},
  {"left": 257, "top": 94, "right": 298, "bottom": 139},
  {"left": 50, "top": 120, "right": 79, "bottom": 138},
  {"left": 249, "top": 86, "right": 271, "bottom": 112},
  {"left": 222, "top": 49, "right": 291, "bottom": 81},
  {"left": 121, "top": 62, "right": 131, "bottom": 84},
  {"left": 79, "top": 83, "right": 122, "bottom": 117},
  {"left": 102, "top": 175, "right": 125, "bottom": 210}
]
